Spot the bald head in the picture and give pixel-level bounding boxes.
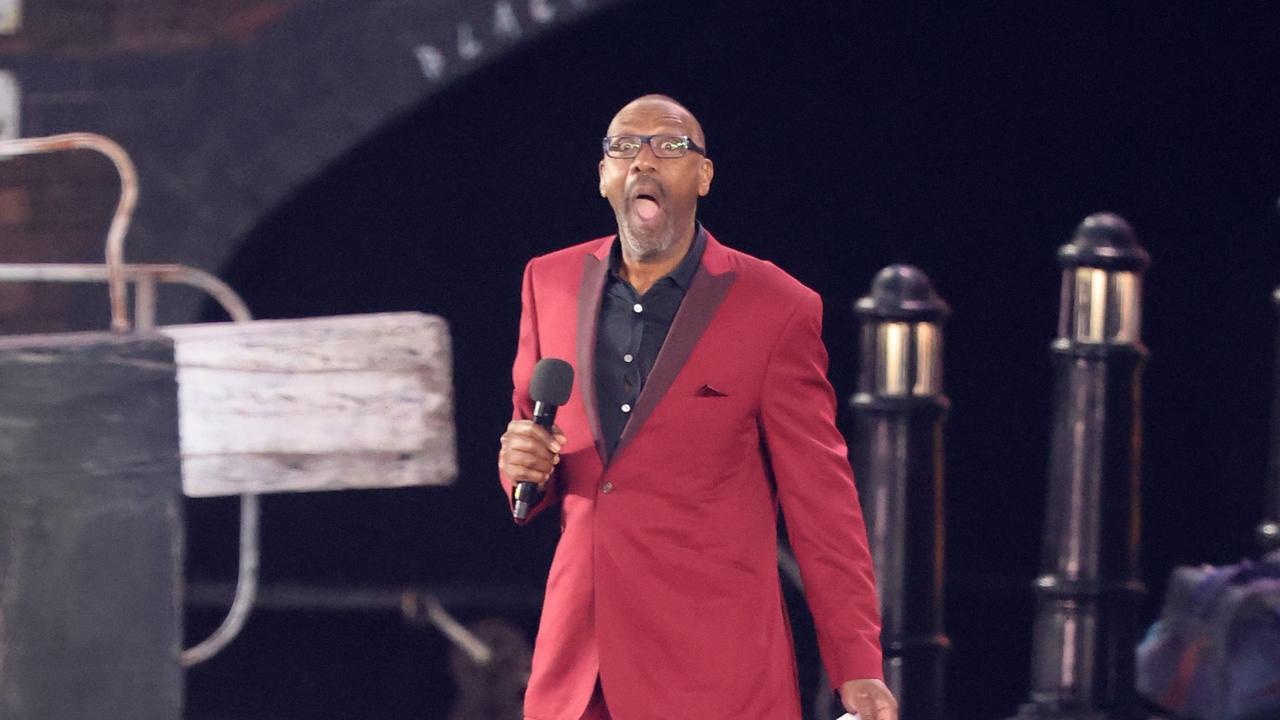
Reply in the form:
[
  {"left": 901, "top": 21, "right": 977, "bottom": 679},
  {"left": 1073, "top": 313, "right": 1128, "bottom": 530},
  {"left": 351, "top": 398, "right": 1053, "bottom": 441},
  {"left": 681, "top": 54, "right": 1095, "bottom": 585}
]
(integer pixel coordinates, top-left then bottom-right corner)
[{"left": 607, "top": 94, "right": 707, "bottom": 152}]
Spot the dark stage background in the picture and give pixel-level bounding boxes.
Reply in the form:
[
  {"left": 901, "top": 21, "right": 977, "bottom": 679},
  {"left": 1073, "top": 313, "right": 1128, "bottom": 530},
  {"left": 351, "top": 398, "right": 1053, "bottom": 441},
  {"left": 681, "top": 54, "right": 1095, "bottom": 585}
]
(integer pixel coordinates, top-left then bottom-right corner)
[{"left": 186, "top": 3, "right": 1280, "bottom": 718}]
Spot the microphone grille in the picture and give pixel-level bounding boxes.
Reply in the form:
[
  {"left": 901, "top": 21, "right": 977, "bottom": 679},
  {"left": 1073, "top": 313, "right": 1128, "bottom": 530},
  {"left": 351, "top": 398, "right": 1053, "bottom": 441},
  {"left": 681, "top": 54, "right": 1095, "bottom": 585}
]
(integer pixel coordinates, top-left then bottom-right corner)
[{"left": 530, "top": 358, "right": 574, "bottom": 406}]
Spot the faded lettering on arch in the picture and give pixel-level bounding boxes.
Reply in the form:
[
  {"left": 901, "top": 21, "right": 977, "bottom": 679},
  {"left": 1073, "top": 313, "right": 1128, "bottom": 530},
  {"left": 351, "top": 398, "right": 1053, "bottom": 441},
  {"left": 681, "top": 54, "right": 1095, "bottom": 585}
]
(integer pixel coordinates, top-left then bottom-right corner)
[{"left": 412, "top": 0, "right": 593, "bottom": 82}]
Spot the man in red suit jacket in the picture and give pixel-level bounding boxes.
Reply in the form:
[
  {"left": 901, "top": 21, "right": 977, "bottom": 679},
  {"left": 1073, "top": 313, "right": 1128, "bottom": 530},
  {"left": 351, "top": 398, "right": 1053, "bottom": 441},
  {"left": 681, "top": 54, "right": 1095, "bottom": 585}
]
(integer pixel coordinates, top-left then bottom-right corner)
[{"left": 498, "top": 95, "right": 897, "bottom": 720}]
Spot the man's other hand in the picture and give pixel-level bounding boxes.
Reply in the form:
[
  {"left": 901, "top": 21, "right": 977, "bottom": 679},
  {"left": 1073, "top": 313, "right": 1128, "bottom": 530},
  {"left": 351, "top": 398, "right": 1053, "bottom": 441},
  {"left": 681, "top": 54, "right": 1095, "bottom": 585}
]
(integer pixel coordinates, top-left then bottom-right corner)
[
  {"left": 839, "top": 678, "right": 898, "bottom": 720},
  {"left": 499, "top": 420, "right": 566, "bottom": 487}
]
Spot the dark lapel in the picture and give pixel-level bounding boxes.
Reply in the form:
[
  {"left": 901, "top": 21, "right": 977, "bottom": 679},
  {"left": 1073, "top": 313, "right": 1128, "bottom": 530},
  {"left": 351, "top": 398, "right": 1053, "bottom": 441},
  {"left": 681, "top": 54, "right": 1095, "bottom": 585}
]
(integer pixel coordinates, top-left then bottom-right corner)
[
  {"left": 611, "top": 236, "right": 737, "bottom": 465},
  {"left": 576, "top": 240, "right": 611, "bottom": 465}
]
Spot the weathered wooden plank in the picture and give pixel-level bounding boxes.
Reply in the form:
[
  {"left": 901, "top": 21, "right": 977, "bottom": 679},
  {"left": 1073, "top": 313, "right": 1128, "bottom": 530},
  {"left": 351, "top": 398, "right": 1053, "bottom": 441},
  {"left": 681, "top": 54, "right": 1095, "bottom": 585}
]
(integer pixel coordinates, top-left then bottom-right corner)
[
  {"left": 0, "top": 331, "right": 183, "bottom": 720},
  {"left": 162, "top": 312, "right": 451, "bottom": 373},
  {"left": 182, "top": 449, "right": 456, "bottom": 495},
  {"left": 159, "top": 312, "right": 456, "bottom": 496}
]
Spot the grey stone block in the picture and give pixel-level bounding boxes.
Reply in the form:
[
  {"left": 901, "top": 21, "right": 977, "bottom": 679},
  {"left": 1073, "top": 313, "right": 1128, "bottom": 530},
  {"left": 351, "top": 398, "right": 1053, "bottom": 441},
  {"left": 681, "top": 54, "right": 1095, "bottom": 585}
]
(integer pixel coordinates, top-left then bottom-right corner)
[{"left": 0, "top": 331, "right": 183, "bottom": 720}]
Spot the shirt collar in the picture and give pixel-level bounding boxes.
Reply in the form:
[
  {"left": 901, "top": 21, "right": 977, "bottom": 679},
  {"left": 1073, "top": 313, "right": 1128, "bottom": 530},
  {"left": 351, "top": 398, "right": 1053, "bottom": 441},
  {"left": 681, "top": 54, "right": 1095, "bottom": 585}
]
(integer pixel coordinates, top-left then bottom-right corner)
[{"left": 607, "top": 223, "right": 707, "bottom": 291}]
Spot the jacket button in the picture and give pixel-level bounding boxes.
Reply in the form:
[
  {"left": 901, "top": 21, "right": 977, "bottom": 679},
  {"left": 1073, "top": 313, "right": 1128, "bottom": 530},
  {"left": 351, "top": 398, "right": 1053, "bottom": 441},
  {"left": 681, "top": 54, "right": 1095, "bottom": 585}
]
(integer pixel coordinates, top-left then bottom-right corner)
[{"left": 601, "top": 482, "right": 614, "bottom": 494}]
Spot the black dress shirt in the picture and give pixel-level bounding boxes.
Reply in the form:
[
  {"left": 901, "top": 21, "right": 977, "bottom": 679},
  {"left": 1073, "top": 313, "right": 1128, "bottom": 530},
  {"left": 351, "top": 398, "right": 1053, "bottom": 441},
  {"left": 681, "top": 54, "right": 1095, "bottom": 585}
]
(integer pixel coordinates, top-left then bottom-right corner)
[{"left": 595, "top": 226, "right": 707, "bottom": 457}]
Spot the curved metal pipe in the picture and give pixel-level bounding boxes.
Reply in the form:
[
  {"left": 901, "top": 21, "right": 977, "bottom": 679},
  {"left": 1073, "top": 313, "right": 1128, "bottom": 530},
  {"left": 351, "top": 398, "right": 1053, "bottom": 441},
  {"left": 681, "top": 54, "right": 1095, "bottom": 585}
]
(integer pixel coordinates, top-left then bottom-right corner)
[
  {"left": 161, "top": 268, "right": 258, "bottom": 668},
  {"left": 0, "top": 134, "right": 258, "bottom": 666},
  {"left": 0, "top": 263, "right": 253, "bottom": 326},
  {"left": 0, "top": 259, "right": 262, "bottom": 666},
  {"left": 0, "top": 133, "right": 138, "bottom": 332},
  {"left": 181, "top": 492, "right": 260, "bottom": 667}
]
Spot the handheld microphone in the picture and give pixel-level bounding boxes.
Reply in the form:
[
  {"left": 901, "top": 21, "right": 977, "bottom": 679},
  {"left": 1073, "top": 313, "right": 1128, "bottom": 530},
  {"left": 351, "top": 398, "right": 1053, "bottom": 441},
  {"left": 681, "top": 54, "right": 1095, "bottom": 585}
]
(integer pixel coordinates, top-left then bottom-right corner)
[{"left": 513, "top": 357, "right": 574, "bottom": 520}]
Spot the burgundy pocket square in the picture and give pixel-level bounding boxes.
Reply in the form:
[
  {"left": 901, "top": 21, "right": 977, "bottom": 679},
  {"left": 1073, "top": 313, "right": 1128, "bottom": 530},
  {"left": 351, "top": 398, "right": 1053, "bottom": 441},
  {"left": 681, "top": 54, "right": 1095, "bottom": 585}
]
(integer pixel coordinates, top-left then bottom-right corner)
[{"left": 695, "top": 384, "right": 729, "bottom": 397}]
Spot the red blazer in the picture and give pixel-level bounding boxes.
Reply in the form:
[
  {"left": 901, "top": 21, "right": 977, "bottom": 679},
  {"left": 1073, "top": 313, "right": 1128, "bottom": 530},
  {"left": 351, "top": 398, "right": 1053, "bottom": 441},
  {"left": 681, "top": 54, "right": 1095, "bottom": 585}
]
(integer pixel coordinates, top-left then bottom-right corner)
[{"left": 501, "top": 230, "right": 882, "bottom": 720}]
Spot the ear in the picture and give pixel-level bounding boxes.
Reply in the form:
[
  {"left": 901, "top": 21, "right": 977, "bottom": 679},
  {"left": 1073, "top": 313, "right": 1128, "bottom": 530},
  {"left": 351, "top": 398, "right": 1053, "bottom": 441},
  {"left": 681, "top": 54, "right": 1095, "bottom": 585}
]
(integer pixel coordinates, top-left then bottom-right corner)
[
  {"left": 598, "top": 158, "right": 607, "bottom": 197},
  {"left": 698, "top": 158, "right": 714, "bottom": 197}
]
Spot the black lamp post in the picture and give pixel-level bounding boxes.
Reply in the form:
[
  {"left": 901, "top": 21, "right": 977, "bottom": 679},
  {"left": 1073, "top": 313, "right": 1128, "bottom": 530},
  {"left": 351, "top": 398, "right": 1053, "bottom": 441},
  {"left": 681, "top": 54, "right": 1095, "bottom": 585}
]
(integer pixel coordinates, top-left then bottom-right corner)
[
  {"left": 851, "top": 264, "right": 950, "bottom": 720},
  {"left": 1012, "top": 213, "right": 1149, "bottom": 720}
]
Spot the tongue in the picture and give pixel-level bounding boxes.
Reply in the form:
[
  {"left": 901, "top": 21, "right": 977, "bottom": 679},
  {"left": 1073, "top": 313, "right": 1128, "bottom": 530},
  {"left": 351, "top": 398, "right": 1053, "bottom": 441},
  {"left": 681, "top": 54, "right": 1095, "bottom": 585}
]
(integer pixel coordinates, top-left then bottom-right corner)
[{"left": 634, "top": 197, "right": 660, "bottom": 221}]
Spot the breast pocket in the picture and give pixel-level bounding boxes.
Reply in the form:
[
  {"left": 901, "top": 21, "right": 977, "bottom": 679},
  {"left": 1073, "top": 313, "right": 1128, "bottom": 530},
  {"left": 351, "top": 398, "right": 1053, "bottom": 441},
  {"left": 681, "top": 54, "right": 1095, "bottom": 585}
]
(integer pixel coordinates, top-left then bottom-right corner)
[
  {"left": 652, "top": 386, "right": 757, "bottom": 486},
  {"left": 693, "top": 383, "right": 730, "bottom": 398}
]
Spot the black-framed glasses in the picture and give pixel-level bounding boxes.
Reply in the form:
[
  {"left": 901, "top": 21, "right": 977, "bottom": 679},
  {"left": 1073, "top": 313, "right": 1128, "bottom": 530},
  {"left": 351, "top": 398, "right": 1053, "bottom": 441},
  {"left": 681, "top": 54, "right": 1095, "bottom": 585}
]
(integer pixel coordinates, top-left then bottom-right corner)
[{"left": 602, "top": 135, "right": 707, "bottom": 159}]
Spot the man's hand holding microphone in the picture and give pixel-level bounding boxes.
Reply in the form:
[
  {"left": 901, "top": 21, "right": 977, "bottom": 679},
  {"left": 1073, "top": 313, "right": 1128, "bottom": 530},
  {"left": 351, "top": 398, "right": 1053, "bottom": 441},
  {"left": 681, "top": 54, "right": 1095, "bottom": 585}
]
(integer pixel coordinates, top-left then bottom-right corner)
[{"left": 499, "top": 358, "right": 573, "bottom": 519}]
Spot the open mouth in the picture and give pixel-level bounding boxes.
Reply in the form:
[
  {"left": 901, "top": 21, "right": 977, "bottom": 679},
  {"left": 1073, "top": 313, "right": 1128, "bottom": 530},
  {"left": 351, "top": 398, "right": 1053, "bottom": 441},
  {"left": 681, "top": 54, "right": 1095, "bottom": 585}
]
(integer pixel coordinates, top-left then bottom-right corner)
[{"left": 632, "top": 192, "right": 661, "bottom": 222}]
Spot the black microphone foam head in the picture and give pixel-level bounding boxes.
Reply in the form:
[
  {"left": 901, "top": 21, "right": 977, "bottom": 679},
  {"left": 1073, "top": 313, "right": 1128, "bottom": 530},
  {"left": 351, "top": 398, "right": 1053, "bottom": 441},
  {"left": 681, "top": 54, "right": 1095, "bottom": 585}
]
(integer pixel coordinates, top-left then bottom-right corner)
[{"left": 530, "top": 358, "right": 574, "bottom": 406}]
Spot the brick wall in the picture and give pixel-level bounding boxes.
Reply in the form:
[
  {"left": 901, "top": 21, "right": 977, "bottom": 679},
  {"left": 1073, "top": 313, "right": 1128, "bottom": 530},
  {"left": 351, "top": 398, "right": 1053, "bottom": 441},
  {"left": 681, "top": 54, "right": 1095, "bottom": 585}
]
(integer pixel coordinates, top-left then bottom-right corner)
[
  {"left": 0, "top": 1, "right": 300, "bottom": 56},
  {"left": 0, "top": 150, "right": 116, "bottom": 333}
]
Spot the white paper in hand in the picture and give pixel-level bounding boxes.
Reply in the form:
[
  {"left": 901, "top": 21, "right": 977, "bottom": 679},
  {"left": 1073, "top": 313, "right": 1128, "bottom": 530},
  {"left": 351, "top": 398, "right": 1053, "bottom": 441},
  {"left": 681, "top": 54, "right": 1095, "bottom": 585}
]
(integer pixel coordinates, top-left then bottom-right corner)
[{"left": 837, "top": 714, "right": 861, "bottom": 720}]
